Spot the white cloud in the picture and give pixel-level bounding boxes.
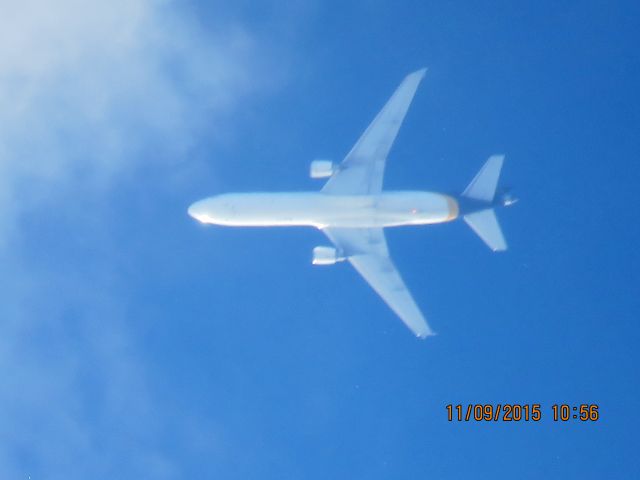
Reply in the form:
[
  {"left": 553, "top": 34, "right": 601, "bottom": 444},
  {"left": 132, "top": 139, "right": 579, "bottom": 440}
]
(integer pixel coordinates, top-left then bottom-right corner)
[
  {"left": 0, "top": 0, "right": 281, "bottom": 477},
  {"left": 0, "top": 0, "right": 265, "bottom": 229}
]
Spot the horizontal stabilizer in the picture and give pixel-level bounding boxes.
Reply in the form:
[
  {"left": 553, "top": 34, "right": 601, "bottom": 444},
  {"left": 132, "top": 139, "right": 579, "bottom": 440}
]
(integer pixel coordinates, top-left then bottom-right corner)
[
  {"left": 463, "top": 155, "right": 504, "bottom": 202},
  {"left": 464, "top": 209, "right": 507, "bottom": 252}
]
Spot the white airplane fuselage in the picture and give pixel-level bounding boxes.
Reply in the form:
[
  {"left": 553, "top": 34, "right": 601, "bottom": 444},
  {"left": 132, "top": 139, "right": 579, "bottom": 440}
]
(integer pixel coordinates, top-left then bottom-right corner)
[{"left": 188, "top": 191, "right": 460, "bottom": 229}]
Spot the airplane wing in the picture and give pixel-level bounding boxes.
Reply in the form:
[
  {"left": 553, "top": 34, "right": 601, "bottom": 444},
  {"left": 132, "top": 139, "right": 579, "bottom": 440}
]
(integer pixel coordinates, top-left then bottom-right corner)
[
  {"left": 323, "top": 227, "right": 434, "bottom": 338},
  {"left": 321, "top": 68, "right": 427, "bottom": 195}
]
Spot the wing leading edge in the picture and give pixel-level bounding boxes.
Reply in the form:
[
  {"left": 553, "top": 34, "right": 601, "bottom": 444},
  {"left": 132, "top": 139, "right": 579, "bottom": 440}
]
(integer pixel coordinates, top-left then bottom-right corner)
[
  {"left": 321, "top": 68, "right": 427, "bottom": 196},
  {"left": 320, "top": 69, "right": 432, "bottom": 337},
  {"left": 323, "top": 227, "right": 434, "bottom": 338}
]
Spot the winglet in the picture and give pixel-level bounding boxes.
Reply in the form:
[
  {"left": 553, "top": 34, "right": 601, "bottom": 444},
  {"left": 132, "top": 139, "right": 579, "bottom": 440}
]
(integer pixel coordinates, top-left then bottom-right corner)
[
  {"left": 417, "top": 329, "right": 437, "bottom": 339},
  {"left": 408, "top": 67, "right": 428, "bottom": 82}
]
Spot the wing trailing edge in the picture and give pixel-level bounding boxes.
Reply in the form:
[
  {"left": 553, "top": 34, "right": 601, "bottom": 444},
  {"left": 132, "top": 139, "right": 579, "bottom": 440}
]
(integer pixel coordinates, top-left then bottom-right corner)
[{"left": 322, "top": 227, "right": 434, "bottom": 338}]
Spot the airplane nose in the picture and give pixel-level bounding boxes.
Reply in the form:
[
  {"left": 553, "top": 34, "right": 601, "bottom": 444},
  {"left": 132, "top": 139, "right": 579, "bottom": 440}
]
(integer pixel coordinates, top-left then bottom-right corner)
[{"left": 188, "top": 199, "right": 210, "bottom": 223}]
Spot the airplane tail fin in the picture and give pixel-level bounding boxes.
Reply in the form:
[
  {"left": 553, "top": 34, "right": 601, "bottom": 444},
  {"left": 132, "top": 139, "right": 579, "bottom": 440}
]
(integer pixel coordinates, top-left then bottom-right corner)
[{"left": 462, "top": 155, "right": 508, "bottom": 251}]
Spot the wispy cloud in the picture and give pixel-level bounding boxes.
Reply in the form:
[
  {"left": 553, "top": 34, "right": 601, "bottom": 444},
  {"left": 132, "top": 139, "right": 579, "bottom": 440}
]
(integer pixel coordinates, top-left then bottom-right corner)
[
  {"left": 0, "top": 0, "right": 281, "bottom": 477},
  {"left": 0, "top": 0, "right": 267, "bottom": 231}
]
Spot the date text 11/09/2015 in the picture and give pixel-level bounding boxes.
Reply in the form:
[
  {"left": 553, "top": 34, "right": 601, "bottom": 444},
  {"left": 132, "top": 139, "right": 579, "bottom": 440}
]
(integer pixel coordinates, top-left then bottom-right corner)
[{"left": 446, "top": 404, "right": 600, "bottom": 422}]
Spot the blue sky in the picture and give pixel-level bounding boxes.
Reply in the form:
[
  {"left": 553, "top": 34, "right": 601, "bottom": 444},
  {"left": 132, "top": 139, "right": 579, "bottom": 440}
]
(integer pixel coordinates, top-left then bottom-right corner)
[{"left": 0, "top": 0, "right": 638, "bottom": 478}]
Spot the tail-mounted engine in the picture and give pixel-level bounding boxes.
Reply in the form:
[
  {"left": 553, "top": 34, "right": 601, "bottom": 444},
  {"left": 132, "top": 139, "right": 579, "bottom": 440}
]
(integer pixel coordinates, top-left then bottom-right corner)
[
  {"left": 312, "top": 246, "right": 345, "bottom": 265},
  {"left": 309, "top": 160, "right": 336, "bottom": 179},
  {"left": 499, "top": 190, "right": 519, "bottom": 207}
]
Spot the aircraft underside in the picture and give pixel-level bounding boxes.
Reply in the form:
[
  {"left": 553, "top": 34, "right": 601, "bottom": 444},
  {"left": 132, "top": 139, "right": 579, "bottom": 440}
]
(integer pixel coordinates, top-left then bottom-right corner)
[{"left": 188, "top": 68, "right": 512, "bottom": 338}]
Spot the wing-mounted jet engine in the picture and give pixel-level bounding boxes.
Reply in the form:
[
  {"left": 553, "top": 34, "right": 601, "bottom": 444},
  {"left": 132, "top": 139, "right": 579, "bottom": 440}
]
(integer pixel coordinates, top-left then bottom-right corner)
[
  {"left": 312, "top": 246, "right": 345, "bottom": 265},
  {"left": 310, "top": 160, "right": 336, "bottom": 179}
]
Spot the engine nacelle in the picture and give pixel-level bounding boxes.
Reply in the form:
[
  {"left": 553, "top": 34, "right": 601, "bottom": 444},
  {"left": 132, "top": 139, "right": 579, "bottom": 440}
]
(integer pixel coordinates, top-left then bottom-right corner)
[
  {"left": 312, "top": 246, "right": 344, "bottom": 265},
  {"left": 309, "top": 159, "right": 336, "bottom": 179}
]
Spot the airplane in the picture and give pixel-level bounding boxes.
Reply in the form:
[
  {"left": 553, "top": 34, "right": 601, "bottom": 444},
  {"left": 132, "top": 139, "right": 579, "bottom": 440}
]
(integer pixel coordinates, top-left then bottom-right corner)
[{"left": 188, "top": 68, "right": 515, "bottom": 338}]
